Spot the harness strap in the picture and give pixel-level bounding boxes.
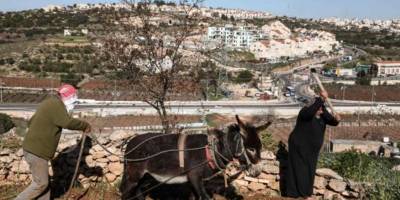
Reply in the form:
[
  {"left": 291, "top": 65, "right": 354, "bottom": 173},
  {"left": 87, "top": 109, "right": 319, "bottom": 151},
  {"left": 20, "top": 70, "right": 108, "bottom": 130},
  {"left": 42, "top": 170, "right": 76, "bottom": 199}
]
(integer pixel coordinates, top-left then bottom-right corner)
[
  {"left": 178, "top": 133, "right": 187, "bottom": 169},
  {"left": 205, "top": 145, "right": 216, "bottom": 170}
]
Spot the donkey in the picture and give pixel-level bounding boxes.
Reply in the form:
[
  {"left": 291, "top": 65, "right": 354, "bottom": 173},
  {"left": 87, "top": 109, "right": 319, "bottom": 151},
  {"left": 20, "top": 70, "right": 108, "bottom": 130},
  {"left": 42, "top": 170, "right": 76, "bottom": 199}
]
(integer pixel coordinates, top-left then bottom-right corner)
[{"left": 120, "top": 115, "right": 272, "bottom": 200}]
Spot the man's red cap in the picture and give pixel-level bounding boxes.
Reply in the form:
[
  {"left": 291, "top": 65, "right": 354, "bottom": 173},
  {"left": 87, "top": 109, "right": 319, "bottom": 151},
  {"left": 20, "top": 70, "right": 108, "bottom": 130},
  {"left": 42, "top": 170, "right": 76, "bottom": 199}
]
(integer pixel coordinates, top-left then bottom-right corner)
[{"left": 57, "top": 84, "right": 77, "bottom": 100}]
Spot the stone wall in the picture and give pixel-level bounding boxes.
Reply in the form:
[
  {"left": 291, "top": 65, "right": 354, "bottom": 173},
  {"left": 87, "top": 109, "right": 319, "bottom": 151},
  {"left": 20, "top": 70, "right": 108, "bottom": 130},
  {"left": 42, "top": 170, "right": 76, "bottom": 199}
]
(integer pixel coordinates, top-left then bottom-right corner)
[
  {"left": 0, "top": 131, "right": 364, "bottom": 199},
  {"left": 231, "top": 151, "right": 364, "bottom": 200}
]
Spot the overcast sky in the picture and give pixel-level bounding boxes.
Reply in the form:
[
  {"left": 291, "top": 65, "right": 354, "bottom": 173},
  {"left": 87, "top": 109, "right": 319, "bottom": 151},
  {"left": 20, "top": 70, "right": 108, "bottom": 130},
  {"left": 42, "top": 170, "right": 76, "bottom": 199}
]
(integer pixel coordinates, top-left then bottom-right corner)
[{"left": 1, "top": 0, "right": 400, "bottom": 20}]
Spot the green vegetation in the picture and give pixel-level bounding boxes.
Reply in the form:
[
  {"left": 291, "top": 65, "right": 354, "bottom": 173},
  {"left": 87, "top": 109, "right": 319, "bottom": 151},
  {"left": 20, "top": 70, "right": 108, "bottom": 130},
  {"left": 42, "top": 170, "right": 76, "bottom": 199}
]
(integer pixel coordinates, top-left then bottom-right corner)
[
  {"left": 260, "top": 130, "right": 278, "bottom": 152},
  {"left": 235, "top": 70, "right": 254, "bottom": 84},
  {"left": 60, "top": 72, "right": 84, "bottom": 87},
  {"left": 0, "top": 113, "right": 15, "bottom": 134},
  {"left": 319, "top": 151, "right": 400, "bottom": 200}
]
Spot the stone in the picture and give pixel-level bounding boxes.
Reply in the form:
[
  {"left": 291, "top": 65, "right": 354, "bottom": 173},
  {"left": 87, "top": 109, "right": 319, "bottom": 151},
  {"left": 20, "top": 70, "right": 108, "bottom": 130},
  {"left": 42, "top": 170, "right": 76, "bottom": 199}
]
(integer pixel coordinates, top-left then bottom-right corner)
[
  {"left": 0, "top": 168, "right": 8, "bottom": 175},
  {"left": 108, "top": 155, "right": 120, "bottom": 162},
  {"left": 267, "top": 180, "right": 280, "bottom": 191},
  {"left": 0, "top": 149, "right": 11, "bottom": 156},
  {"left": 314, "top": 188, "right": 325, "bottom": 195},
  {"left": 85, "top": 155, "right": 94, "bottom": 166},
  {"left": 262, "top": 164, "right": 279, "bottom": 174},
  {"left": 341, "top": 191, "right": 359, "bottom": 198},
  {"left": 260, "top": 151, "right": 276, "bottom": 160},
  {"left": 348, "top": 180, "right": 363, "bottom": 192},
  {"left": 258, "top": 173, "right": 277, "bottom": 181},
  {"left": 108, "top": 162, "right": 123, "bottom": 176},
  {"left": 314, "top": 176, "right": 328, "bottom": 189},
  {"left": 244, "top": 176, "right": 259, "bottom": 183},
  {"left": 110, "top": 130, "right": 134, "bottom": 141},
  {"left": 58, "top": 140, "right": 77, "bottom": 150},
  {"left": 90, "top": 175, "right": 99, "bottom": 181},
  {"left": 392, "top": 165, "right": 400, "bottom": 171},
  {"left": 316, "top": 168, "right": 343, "bottom": 180},
  {"left": 10, "top": 160, "right": 30, "bottom": 174},
  {"left": 93, "top": 144, "right": 104, "bottom": 152},
  {"left": 323, "top": 190, "right": 339, "bottom": 200},
  {"left": 105, "top": 173, "right": 117, "bottom": 182},
  {"left": 232, "top": 179, "right": 248, "bottom": 187},
  {"left": 18, "top": 174, "right": 29, "bottom": 181},
  {"left": 258, "top": 179, "right": 270, "bottom": 184},
  {"left": 7, "top": 173, "right": 16, "bottom": 182},
  {"left": 266, "top": 189, "right": 280, "bottom": 197},
  {"left": 16, "top": 149, "right": 24, "bottom": 157},
  {"left": 96, "top": 158, "right": 109, "bottom": 163},
  {"left": 328, "top": 179, "right": 347, "bottom": 193},
  {"left": 248, "top": 182, "right": 266, "bottom": 191},
  {"left": 239, "top": 186, "right": 249, "bottom": 194},
  {"left": 0, "top": 156, "right": 13, "bottom": 163},
  {"left": 78, "top": 174, "right": 85, "bottom": 180},
  {"left": 96, "top": 137, "right": 110, "bottom": 145},
  {"left": 92, "top": 151, "right": 106, "bottom": 159}
]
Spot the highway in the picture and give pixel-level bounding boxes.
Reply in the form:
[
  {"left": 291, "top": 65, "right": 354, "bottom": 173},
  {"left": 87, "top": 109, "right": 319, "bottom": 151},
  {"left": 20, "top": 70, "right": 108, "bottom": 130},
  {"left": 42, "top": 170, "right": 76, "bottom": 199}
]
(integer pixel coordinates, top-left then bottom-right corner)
[{"left": 1, "top": 100, "right": 400, "bottom": 118}]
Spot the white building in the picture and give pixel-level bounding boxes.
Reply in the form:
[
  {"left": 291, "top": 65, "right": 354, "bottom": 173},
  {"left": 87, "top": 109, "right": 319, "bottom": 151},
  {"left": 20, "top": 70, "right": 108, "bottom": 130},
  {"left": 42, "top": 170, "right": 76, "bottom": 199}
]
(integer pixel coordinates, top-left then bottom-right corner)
[
  {"left": 334, "top": 68, "right": 355, "bottom": 77},
  {"left": 64, "top": 29, "right": 72, "bottom": 36},
  {"left": 374, "top": 61, "right": 400, "bottom": 77},
  {"left": 207, "top": 25, "right": 264, "bottom": 49}
]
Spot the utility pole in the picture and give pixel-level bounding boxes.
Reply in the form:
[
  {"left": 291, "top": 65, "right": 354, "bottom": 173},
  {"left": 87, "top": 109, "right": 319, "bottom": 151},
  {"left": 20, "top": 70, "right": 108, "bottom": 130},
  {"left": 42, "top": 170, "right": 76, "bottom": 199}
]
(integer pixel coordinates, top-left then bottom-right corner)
[{"left": 0, "top": 81, "right": 3, "bottom": 103}]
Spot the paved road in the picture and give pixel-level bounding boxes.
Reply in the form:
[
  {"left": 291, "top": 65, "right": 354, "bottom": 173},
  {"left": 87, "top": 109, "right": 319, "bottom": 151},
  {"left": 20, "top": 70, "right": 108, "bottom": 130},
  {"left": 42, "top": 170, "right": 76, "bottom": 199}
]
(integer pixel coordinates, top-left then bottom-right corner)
[{"left": 2, "top": 101, "right": 400, "bottom": 118}]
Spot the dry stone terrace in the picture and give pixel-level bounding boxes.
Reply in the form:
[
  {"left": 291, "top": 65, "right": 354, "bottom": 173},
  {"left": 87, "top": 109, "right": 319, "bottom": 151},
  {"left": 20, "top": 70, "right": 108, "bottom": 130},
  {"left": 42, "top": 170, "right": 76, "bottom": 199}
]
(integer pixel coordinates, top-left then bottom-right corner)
[{"left": 0, "top": 131, "right": 364, "bottom": 200}]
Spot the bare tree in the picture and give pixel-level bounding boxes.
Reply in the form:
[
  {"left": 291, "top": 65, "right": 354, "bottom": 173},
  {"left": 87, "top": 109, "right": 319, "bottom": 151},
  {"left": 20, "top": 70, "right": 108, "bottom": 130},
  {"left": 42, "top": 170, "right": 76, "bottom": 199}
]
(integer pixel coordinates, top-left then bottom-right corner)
[{"left": 100, "top": 0, "right": 204, "bottom": 133}]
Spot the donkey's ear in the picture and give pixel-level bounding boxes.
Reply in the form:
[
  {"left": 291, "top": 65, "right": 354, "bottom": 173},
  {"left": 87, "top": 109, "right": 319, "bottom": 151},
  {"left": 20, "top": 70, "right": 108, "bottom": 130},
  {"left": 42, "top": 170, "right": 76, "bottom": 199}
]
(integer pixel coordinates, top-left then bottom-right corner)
[
  {"left": 236, "top": 115, "right": 244, "bottom": 126},
  {"left": 236, "top": 115, "right": 247, "bottom": 138},
  {"left": 256, "top": 121, "right": 273, "bottom": 133}
]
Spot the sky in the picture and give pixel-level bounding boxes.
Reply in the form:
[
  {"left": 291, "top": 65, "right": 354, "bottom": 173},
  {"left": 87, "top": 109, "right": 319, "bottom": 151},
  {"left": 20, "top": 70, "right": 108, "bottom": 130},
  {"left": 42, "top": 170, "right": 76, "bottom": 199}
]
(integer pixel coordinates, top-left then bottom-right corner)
[{"left": 1, "top": 0, "right": 400, "bottom": 20}]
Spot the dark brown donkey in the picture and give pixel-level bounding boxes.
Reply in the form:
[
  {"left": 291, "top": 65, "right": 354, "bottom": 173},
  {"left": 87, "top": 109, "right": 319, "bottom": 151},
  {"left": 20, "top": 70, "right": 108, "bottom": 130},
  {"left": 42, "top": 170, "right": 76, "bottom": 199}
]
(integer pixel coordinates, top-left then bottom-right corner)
[{"left": 120, "top": 116, "right": 272, "bottom": 200}]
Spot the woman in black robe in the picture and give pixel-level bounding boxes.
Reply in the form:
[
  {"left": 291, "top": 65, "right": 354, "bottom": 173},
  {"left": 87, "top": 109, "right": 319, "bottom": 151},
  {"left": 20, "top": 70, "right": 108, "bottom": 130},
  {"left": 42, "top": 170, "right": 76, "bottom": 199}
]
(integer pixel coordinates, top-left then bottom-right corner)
[{"left": 286, "top": 91, "right": 340, "bottom": 199}]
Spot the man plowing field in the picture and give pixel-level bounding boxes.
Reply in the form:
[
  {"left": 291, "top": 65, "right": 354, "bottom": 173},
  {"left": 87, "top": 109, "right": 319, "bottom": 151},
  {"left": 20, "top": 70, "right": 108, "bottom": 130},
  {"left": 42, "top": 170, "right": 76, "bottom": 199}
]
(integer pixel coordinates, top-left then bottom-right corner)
[{"left": 15, "top": 84, "right": 91, "bottom": 200}]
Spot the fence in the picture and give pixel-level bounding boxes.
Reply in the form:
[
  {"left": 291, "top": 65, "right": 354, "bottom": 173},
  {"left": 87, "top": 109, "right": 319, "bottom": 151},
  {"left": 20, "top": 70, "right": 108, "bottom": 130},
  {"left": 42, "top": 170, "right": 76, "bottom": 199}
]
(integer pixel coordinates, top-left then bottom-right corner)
[{"left": 267, "top": 116, "right": 400, "bottom": 153}]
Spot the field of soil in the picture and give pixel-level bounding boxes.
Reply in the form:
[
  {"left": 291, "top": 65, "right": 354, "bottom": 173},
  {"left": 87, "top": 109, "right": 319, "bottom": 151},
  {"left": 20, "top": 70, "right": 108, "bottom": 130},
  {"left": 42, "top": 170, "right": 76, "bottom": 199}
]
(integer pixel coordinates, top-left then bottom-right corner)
[
  {"left": 207, "top": 114, "right": 400, "bottom": 144},
  {"left": 325, "top": 84, "right": 400, "bottom": 102},
  {"left": 0, "top": 184, "right": 291, "bottom": 200}
]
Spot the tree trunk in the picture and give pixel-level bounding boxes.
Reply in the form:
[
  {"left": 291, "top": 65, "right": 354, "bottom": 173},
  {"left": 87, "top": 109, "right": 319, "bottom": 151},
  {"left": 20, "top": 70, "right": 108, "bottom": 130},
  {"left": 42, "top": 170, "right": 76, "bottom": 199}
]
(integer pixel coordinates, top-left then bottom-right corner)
[{"left": 159, "top": 101, "right": 170, "bottom": 134}]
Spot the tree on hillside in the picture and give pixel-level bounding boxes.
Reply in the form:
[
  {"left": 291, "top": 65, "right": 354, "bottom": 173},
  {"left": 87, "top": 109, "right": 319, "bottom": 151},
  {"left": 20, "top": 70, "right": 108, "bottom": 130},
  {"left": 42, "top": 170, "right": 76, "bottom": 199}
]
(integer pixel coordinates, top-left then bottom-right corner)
[
  {"left": 221, "top": 14, "right": 228, "bottom": 21},
  {"left": 235, "top": 70, "right": 254, "bottom": 84},
  {"left": 100, "top": 0, "right": 204, "bottom": 133},
  {"left": 356, "top": 70, "right": 371, "bottom": 85}
]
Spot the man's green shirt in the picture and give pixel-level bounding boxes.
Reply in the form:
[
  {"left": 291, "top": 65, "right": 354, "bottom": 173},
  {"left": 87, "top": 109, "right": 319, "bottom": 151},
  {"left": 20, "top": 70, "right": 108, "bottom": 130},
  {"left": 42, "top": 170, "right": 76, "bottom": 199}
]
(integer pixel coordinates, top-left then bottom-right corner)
[{"left": 23, "top": 97, "right": 89, "bottom": 160}]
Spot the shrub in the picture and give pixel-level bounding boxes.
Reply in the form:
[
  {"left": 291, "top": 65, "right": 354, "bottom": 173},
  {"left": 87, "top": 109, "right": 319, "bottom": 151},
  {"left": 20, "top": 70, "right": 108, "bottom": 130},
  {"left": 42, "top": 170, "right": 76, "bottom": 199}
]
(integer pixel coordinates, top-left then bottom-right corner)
[
  {"left": 235, "top": 70, "right": 253, "bottom": 84},
  {"left": 260, "top": 130, "right": 278, "bottom": 152},
  {"left": 60, "top": 72, "right": 83, "bottom": 87},
  {"left": 0, "top": 113, "right": 15, "bottom": 135},
  {"left": 319, "top": 150, "right": 400, "bottom": 200}
]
